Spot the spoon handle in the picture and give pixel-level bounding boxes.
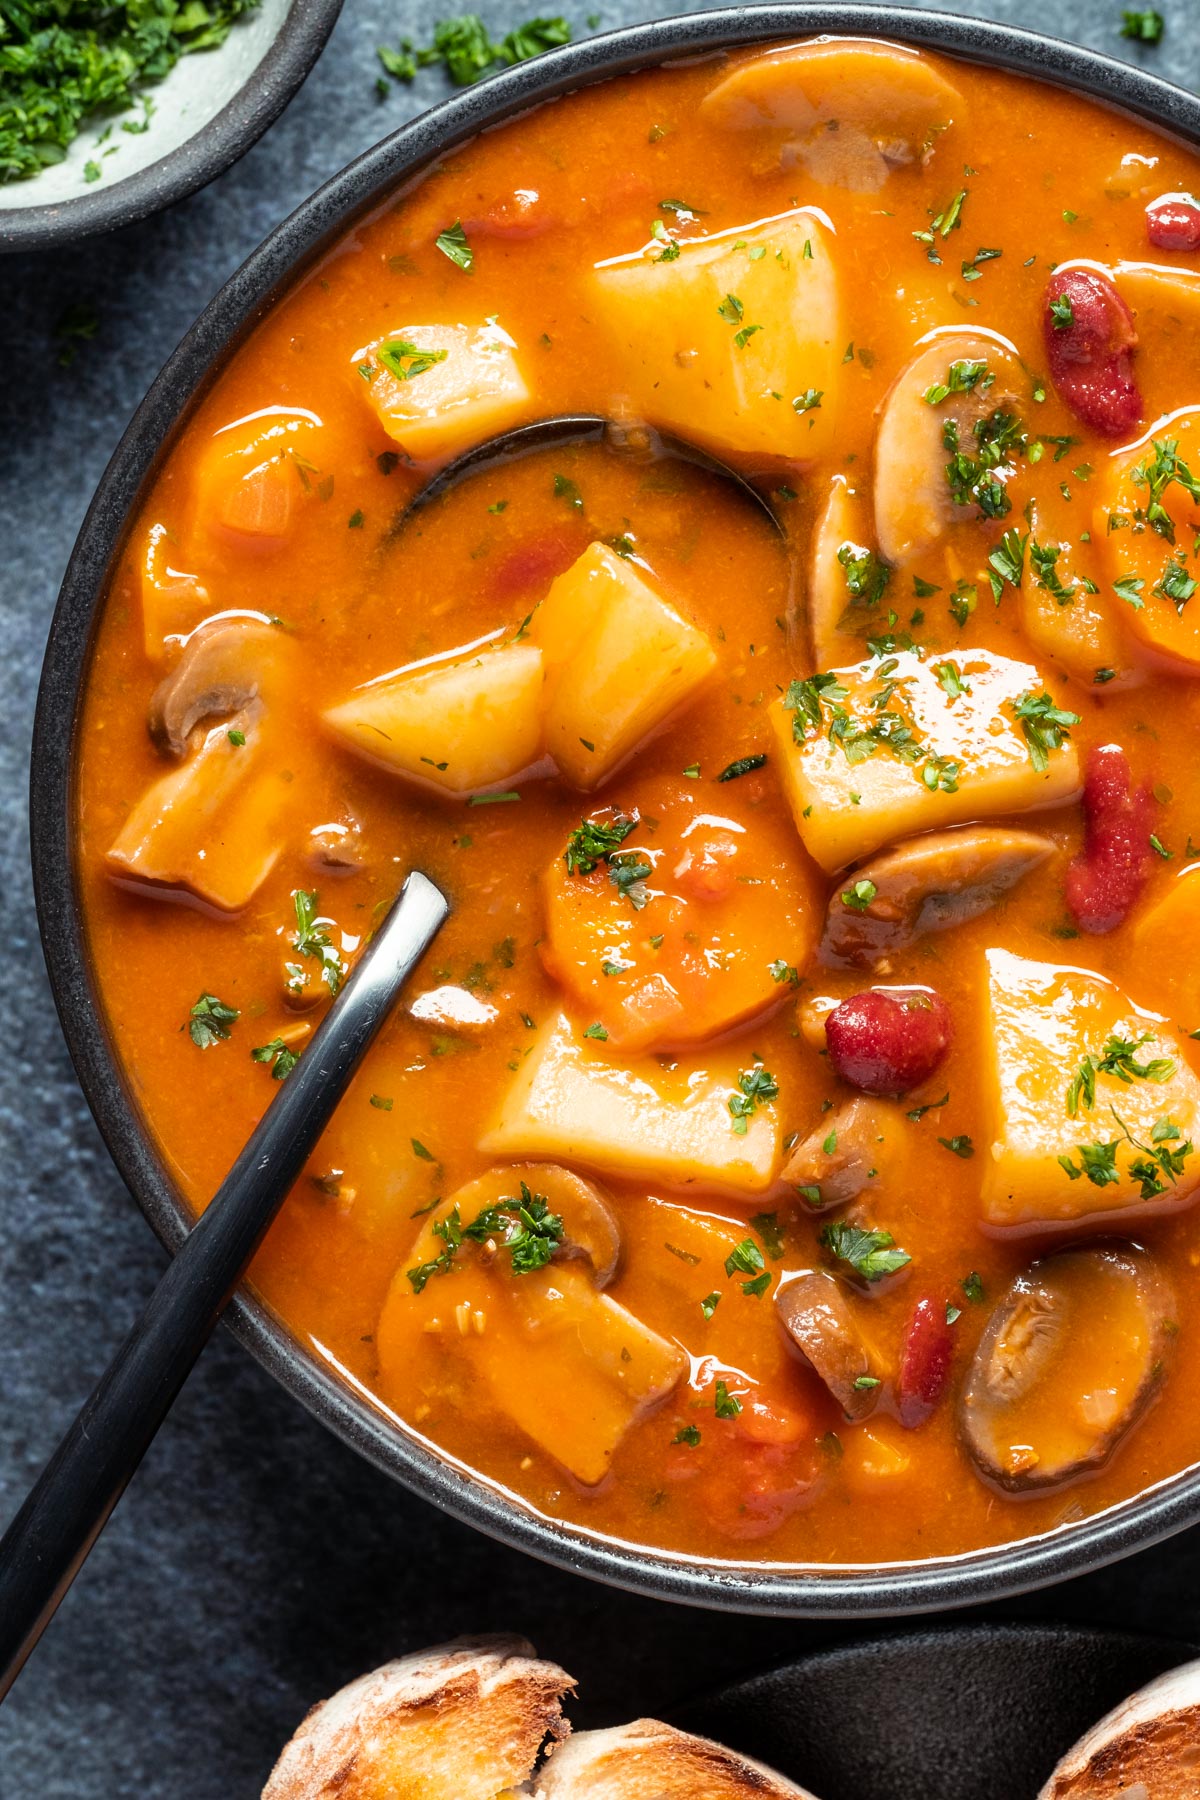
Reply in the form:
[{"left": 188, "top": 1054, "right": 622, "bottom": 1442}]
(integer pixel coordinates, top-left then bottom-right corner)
[{"left": 0, "top": 870, "right": 448, "bottom": 1702}]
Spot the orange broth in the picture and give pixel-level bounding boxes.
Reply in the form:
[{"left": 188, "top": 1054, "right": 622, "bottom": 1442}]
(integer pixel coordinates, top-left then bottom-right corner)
[{"left": 76, "top": 39, "right": 1200, "bottom": 1565}]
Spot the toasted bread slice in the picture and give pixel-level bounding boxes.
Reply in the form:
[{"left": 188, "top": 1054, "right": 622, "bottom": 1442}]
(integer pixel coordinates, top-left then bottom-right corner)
[
  {"left": 263, "top": 1634, "right": 573, "bottom": 1800},
  {"left": 1038, "top": 1656, "right": 1200, "bottom": 1796},
  {"left": 535, "top": 1718, "right": 820, "bottom": 1798}
]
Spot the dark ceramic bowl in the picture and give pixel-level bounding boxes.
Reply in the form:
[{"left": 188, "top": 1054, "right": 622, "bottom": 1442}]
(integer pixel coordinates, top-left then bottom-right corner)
[
  {"left": 30, "top": 5, "right": 1200, "bottom": 1616},
  {"left": 0, "top": 0, "right": 342, "bottom": 253}
]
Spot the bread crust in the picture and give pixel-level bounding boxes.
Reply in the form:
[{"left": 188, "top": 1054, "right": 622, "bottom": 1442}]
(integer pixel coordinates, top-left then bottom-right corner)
[
  {"left": 534, "top": 1718, "right": 821, "bottom": 1799},
  {"left": 262, "top": 1634, "right": 573, "bottom": 1800},
  {"left": 1038, "top": 1657, "right": 1200, "bottom": 1797}
]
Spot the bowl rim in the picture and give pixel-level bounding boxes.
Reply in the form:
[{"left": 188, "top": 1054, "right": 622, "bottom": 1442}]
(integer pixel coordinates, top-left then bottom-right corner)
[
  {"left": 0, "top": 0, "right": 344, "bottom": 253},
  {"left": 30, "top": 2, "right": 1200, "bottom": 1616}
]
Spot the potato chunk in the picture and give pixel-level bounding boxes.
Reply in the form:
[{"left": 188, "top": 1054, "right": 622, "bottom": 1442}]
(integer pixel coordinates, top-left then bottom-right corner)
[
  {"left": 480, "top": 1011, "right": 781, "bottom": 1195},
  {"left": 981, "top": 949, "right": 1200, "bottom": 1229},
  {"left": 591, "top": 211, "right": 840, "bottom": 462},
  {"left": 530, "top": 541, "right": 717, "bottom": 788},
  {"left": 541, "top": 780, "right": 817, "bottom": 1052},
  {"left": 700, "top": 40, "right": 963, "bottom": 194},
  {"left": 355, "top": 321, "right": 529, "bottom": 462},
  {"left": 1095, "top": 410, "right": 1200, "bottom": 672},
  {"left": 767, "top": 648, "right": 1081, "bottom": 872},
  {"left": 106, "top": 708, "right": 286, "bottom": 911},
  {"left": 323, "top": 642, "right": 545, "bottom": 796}
]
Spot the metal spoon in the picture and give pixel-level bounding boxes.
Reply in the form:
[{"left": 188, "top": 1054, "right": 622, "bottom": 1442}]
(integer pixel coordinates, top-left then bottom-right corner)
[
  {"left": 0, "top": 869, "right": 448, "bottom": 1700},
  {"left": 393, "top": 412, "right": 787, "bottom": 534}
]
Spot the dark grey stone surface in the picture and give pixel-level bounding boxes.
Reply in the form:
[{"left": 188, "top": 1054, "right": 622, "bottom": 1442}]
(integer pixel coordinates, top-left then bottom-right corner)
[{"left": 3, "top": 2, "right": 1200, "bottom": 1794}]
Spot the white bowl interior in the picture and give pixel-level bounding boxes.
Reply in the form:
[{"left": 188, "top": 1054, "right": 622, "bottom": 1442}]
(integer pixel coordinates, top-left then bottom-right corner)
[{"left": 2, "top": 0, "right": 290, "bottom": 210}]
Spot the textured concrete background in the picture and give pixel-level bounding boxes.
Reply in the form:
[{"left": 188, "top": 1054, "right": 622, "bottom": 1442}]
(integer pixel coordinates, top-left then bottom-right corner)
[{"left": 3, "top": 2, "right": 1200, "bottom": 1794}]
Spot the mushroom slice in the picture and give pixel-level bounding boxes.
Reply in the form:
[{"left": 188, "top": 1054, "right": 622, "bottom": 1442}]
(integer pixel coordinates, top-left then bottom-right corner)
[
  {"left": 426, "top": 1164, "right": 622, "bottom": 1289},
  {"left": 820, "top": 826, "right": 1055, "bottom": 967},
  {"left": 380, "top": 1165, "right": 680, "bottom": 1487},
  {"left": 776, "top": 1270, "right": 879, "bottom": 1420},
  {"left": 959, "top": 1245, "right": 1175, "bottom": 1494},
  {"left": 783, "top": 1095, "right": 908, "bottom": 1207},
  {"left": 149, "top": 618, "right": 286, "bottom": 756},
  {"left": 873, "top": 334, "right": 1024, "bottom": 565},
  {"left": 1038, "top": 1655, "right": 1200, "bottom": 1799},
  {"left": 700, "top": 40, "right": 963, "bottom": 192}
]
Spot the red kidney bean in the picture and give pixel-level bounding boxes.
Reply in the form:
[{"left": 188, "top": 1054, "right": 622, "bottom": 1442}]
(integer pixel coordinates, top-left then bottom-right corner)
[
  {"left": 825, "top": 987, "right": 952, "bottom": 1095},
  {"left": 1146, "top": 193, "right": 1200, "bottom": 253},
  {"left": 1043, "top": 268, "right": 1142, "bottom": 438},
  {"left": 1064, "top": 743, "right": 1155, "bottom": 935},
  {"left": 897, "top": 1296, "right": 955, "bottom": 1429}
]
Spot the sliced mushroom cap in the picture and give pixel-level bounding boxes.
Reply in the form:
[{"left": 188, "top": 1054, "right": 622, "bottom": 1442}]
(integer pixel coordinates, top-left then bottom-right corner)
[
  {"left": 873, "top": 334, "right": 1024, "bottom": 565},
  {"left": 413, "top": 1164, "right": 622, "bottom": 1289},
  {"left": 149, "top": 618, "right": 286, "bottom": 757},
  {"left": 820, "top": 826, "right": 1056, "bottom": 967},
  {"left": 776, "top": 1270, "right": 879, "bottom": 1420},
  {"left": 783, "top": 1094, "right": 907, "bottom": 1208},
  {"left": 700, "top": 42, "right": 963, "bottom": 192},
  {"left": 959, "top": 1245, "right": 1175, "bottom": 1494}
]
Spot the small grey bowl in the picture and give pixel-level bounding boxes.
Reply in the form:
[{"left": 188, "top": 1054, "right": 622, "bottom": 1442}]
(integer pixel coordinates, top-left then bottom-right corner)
[{"left": 0, "top": 0, "right": 342, "bottom": 253}]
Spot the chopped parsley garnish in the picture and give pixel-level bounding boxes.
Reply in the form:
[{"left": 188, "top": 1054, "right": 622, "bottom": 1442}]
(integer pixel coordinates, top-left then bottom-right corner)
[
  {"left": 837, "top": 542, "right": 892, "bottom": 619},
  {"left": 376, "top": 13, "right": 571, "bottom": 90},
  {"left": 1060, "top": 1110, "right": 1193, "bottom": 1199},
  {"left": 291, "top": 889, "right": 345, "bottom": 995},
  {"left": 793, "top": 388, "right": 823, "bottom": 412},
  {"left": 942, "top": 407, "right": 1025, "bottom": 519},
  {"left": 714, "top": 1379, "right": 743, "bottom": 1419},
  {"left": 841, "top": 878, "right": 878, "bottom": 912},
  {"left": 962, "top": 1270, "right": 984, "bottom": 1304},
  {"left": 553, "top": 471, "right": 583, "bottom": 510},
  {"left": 186, "top": 992, "right": 238, "bottom": 1048},
  {"left": 750, "top": 1211, "right": 786, "bottom": 1259},
  {"left": 608, "top": 851, "right": 653, "bottom": 909},
  {"left": 564, "top": 813, "right": 636, "bottom": 874},
  {"left": 251, "top": 1038, "right": 300, "bottom": 1080},
  {"left": 1120, "top": 8, "right": 1164, "bottom": 41},
  {"left": 701, "top": 1290, "right": 721, "bottom": 1319},
  {"left": 821, "top": 1220, "right": 911, "bottom": 1281},
  {"left": 406, "top": 1180, "right": 564, "bottom": 1293},
  {"left": 377, "top": 339, "right": 448, "bottom": 380},
  {"left": 1067, "top": 1032, "right": 1175, "bottom": 1115},
  {"left": 906, "top": 1091, "right": 949, "bottom": 1121},
  {"left": 1030, "top": 539, "right": 1076, "bottom": 606},
  {"left": 1131, "top": 437, "right": 1200, "bottom": 542},
  {"left": 729, "top": 1063, "right": 778, "bottom": 1135},
  {"left": 1156, "top": 557, "right": 1198, "bottom": 612},
  {"left": 673, "top": 1424, "right": 702, "bottom": 1446},
  {"left": 914, "top": 188, "right": 967, "bottom": 262},
  {"left": 583, "top": 1022, "right": 608, "bottom": 1040},
  {"left": 435, "top": 220, "right": 474, "bottom": 269},
  {"left": 1050, "top": 293, "right": 1075, "bottom": 330},
  {"left": 938, "top": 1134, "right": 975, "bottom": 1158},
  {"left": 769, "top": 959, "right": 800, "bottom": 986},
  {"left": 923, "top": 358, "right": 992, "bottom": 404},
  {"left": 716, "top": 753, "right": 767, "bottom": 782},
  {"left": 1012, "top": 690, "right": 1080, "bottom": 772},
  {"left": 650, "top": 219, "right": 680, "bottom": 262},
  {"left": 717, "top": 292, "right": 744, "bottom": 324}
]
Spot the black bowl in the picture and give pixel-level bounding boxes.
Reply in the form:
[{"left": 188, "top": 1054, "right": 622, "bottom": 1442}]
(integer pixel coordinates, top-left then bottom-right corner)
[{"left": 30, "top": 4, "right": 1200, "bottom": 1616}]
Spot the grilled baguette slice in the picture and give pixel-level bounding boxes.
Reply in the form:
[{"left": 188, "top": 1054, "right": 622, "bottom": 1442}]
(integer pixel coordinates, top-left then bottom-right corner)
[
  {"left": 263, "top": 1634, "right": 573, "bottom": 1800},
  {"left": 1038, "top": 1657, "right": 1200, "bottom": 1797},
  {"left": 535, "top": 1718, "right": 820, "bottom": 1798}
]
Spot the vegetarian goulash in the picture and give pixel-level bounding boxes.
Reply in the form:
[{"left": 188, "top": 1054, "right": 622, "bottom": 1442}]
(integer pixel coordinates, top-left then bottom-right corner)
[{"left": 79, "top": 38, "right": 1200, "bottom": 1564}]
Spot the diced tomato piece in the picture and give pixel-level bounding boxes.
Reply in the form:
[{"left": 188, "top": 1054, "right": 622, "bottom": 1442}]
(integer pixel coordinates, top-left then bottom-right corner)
[{"left": 1065, "top": 744, "right": 1155, "bottom": 934}]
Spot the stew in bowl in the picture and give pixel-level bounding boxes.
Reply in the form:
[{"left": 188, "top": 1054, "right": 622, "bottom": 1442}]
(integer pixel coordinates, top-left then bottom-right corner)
[{"left": 70, "top": 28, "right": 1200, "bottom": 1574}]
